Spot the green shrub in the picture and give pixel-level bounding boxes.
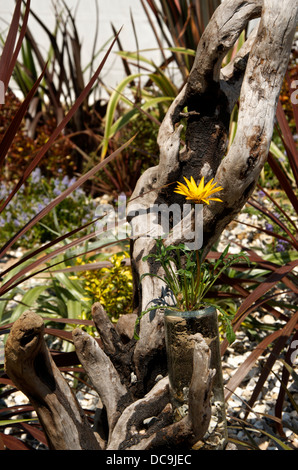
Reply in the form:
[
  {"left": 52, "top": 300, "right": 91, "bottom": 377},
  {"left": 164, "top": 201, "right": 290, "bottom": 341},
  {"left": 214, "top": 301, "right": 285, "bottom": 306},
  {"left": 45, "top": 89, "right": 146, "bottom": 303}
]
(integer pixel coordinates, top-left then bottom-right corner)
[{"left": 73, "top": 252, "right": 133, "bottom": 322}]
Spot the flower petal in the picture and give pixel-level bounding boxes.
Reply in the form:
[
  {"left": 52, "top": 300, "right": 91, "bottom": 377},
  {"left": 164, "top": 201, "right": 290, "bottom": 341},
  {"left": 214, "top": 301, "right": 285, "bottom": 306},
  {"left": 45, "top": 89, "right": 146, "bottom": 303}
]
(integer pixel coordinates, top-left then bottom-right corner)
[{"left": 174, "top": 176, "right": 223, "bottom": 206}]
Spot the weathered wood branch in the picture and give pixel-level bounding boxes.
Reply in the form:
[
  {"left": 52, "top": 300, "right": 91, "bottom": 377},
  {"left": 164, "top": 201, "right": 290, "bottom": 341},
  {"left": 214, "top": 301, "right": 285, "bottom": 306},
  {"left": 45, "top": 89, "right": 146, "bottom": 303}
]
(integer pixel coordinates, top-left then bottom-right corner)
[
  {"left": 126, "top": 0, "right": 297, "bottom": 448},
  {"left": 188, "top": 334, "right": 216, "bottom": 442},
  {"left": 4, "top": 312, "right": 101, "bottom": 450},
  {"left": 127, "top": 0, "right": 297, "bottom": 341},
  {"left": 107, "top": 376, "right": 171, "bottom": 450},
  {"left": 128, "top": 0, "right": 297, "bottom": 251},
  {"left": 203, "top": 0, "right": 298, "bottom": 251},
  {"left": 72, "top": 327, "right": 129, "bottom": 436}
]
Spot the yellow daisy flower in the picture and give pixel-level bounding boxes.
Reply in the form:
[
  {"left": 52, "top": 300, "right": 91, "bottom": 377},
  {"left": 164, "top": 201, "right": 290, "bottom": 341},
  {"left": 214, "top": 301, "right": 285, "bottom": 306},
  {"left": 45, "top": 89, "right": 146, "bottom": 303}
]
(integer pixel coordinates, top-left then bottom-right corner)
[{"left": 174, "top": 176, "right": 223, "bottom": 205}]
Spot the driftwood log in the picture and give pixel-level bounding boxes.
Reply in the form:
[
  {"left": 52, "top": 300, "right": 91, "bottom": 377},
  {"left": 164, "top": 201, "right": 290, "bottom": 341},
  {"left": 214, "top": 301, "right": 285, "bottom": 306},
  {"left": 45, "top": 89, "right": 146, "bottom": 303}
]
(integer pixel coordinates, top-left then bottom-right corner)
[
  {"left": 5, "top": 0, "right": 298, "bottom": 450},
  {"left": 5, "top": 308, "right": 214, "bottom": 450}
]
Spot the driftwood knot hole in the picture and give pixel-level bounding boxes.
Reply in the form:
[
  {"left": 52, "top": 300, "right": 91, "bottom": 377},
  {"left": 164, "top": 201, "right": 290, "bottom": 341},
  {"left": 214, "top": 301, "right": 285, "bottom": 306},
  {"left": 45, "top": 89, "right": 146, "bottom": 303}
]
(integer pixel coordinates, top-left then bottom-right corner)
[{"left": 20, "top": 328, "right": 37, "bottom": 347}]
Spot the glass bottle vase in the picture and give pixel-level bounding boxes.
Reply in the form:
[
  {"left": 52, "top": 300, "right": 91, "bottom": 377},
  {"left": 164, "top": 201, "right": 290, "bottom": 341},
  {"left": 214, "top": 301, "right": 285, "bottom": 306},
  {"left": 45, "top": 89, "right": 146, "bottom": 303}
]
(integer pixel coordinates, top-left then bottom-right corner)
[{"left": 164, "top": 306, "right": 228, "bottom": 450}]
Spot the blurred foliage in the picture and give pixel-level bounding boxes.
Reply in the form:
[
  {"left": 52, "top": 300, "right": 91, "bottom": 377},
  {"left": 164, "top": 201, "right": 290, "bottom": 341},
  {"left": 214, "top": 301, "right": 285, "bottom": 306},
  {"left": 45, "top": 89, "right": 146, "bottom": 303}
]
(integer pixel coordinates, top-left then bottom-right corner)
[
  {"left": 0, "top": 167, "right": 96, "bottom": 249},
  {"left": 279, "top": 39, "right": 298, "bottom": 132},
  {"left": 0, "top": 0, "right": 130, "bottom": 450},
  {"left": 140, "top": 0, "right": 221, "bottom": 77},
  {"left": 92, "top": 112, "right": 160, "bottom": 197},
  {"left": 0, "top": 90, "right": 75, "bottom": 181}
]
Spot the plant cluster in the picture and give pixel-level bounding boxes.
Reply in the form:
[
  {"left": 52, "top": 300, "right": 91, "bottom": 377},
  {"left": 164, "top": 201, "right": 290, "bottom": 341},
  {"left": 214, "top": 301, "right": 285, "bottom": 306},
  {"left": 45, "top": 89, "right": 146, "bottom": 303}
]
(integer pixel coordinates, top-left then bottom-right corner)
[
  {"left": 0, "top": 91, "right": 75, "bottom": 182},
  {"left": 0, "top": 168, "right": 96, "bottom": 249},
  {"left": 140, "top": 239, "right": 248, "bottom": 345},
  {"left": 72, "top": 252, "right": 133, "bottom": 322},
  {"left": 0, "top": 0, "right": 132, "bottom": 449},
  {"left": 92, "top": 112, "right": 160, "bottom": 197}
]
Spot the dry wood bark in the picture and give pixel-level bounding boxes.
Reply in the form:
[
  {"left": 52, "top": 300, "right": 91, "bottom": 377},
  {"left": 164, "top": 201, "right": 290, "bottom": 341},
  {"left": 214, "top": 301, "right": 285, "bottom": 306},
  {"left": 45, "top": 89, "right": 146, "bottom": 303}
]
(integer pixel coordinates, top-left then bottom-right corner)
[
  {"left": 4, "top": 312, "right": 101, "bottom": 450},
  {"left": 4, "top": 0, "right": 298, "bottom": 450}
]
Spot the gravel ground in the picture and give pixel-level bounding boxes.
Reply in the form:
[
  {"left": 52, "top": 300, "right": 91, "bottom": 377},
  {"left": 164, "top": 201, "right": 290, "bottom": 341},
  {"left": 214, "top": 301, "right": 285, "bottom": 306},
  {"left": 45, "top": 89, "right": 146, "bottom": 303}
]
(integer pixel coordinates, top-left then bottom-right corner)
[{"left": 223, "top": 331, "right": 298, "bottom": 450}]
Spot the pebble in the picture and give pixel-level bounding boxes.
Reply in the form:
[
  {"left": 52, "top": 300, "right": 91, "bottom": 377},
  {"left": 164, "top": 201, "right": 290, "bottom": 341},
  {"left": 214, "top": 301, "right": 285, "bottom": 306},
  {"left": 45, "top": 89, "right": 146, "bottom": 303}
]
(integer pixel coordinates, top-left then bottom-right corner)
[
  {"left": 10, "top": 391, "right": 29, "bottom": 406},
  {"left": 76, "top": 390, "right": 99, "bottom": 411}
]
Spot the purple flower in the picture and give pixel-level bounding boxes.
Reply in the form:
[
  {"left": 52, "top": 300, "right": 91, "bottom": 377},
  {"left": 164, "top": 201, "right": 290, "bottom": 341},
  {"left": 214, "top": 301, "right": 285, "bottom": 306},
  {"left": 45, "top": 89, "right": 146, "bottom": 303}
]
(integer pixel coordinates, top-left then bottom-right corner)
[
  {"left": 0, "top": 186, "right": 7, "bottom": 199},
  {"left": 31, "top": 168, "right": 42, "bottom": 184},
  {"left": 37, "top": 203, "right": 45, "bottom": 213},
  {"left": 42, "top": 197, "right": 50, "bottom": 206},
  {"left": 62, "top": 175, "right": 70, "bottom": 186},
  {"left": 265, "top": 222, "right": 273, "bottom": 231},
  {"left": 276, "top": 239, "right": 290, "bottom": 252},
  {"left": 276, "top": 243, "right": 285, "bottom": 252},
  {"left": 53, "top": 187, "right": 62, "bottom": 197}
]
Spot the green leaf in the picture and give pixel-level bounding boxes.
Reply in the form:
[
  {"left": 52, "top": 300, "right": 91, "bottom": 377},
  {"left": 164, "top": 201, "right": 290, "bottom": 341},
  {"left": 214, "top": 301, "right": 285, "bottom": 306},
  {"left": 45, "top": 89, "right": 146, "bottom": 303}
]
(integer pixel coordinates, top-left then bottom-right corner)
[
  {"left": 52, "top": 272, "right": 88, "bottom": 305},
  {"left": 115, "top": 50, "right": 155, "bottom": 67},
  {"left": 66, "top": 299, "right": 82, "bottom": 319},
  {"left": 142, "top": 96, "right": 173, "bottom": 108},
  {"left": 149, "top": 71, "right": 177, "bottom": 97},
  {"left": 134, "top": 304, "right": 165, "bottom": 340},
  {"left": 263, "top": 250, "right": 298, "bottom": 265},
  {"left": 167, "top": 47, "right": 196, "bottom": 56},
  {"left": 109, "top": 108, "right": 139, "bottom": 136},
  {"left": 108, "top": 94, "right": 173, "bottom": 136},
  {"left": 213, "top": 245, "right": 230, "bottom": 270},
  {"left": 101, "top": 73, "right": 142, "bottom": 159},
  {"left": 10, "top": 285, "right": 48, "bottom": 323},
  {"left": 244, "top": 426, "right": 294, "bottom": 450},
  {"left": 0, "top": 418, "right": 38, "bottom": 427},
  {"left": 216, "top": 304, "right": 236, "bottom": 344}
]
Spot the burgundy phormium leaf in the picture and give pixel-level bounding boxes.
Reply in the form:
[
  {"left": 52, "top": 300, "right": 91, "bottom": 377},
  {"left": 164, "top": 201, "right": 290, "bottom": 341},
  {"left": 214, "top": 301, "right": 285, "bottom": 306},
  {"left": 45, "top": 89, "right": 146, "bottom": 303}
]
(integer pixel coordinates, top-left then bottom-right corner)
[{"left": 0, "top": 0, "right": 31, "bottom": 90}]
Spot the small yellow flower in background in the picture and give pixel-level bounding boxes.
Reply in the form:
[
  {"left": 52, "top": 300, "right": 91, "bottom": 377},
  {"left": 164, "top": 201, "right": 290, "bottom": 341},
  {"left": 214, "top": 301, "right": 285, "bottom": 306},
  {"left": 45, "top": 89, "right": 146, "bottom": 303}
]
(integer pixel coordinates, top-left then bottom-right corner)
[{"left": 174, "top": 176, "right": 223, "bottom": 205}]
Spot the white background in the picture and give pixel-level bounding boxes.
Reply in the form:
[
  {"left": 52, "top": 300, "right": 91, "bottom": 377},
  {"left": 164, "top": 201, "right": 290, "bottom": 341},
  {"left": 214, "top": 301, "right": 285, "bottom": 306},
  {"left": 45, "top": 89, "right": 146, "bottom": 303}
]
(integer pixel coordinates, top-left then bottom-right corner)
[{"left": 0, "top": 0, "right": 166, "bottom": 96}]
